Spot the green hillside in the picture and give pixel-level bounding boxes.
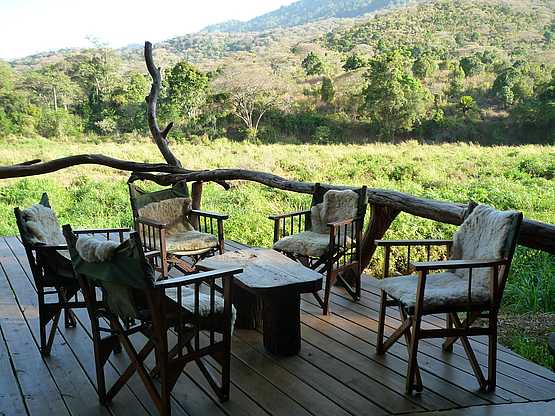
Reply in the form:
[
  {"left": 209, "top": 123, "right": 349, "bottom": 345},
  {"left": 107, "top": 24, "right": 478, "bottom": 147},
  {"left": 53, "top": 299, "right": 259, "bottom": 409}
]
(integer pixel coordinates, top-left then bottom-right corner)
[{"left": 202, "top": 0, "right": 414, "bottom": 32}]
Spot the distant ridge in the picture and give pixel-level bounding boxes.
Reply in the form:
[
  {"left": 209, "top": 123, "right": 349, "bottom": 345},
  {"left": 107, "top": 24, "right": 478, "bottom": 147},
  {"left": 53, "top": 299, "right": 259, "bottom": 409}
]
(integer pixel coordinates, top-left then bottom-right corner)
[{"left": 202, "top": 0, "right": 413, "bottom": 32}]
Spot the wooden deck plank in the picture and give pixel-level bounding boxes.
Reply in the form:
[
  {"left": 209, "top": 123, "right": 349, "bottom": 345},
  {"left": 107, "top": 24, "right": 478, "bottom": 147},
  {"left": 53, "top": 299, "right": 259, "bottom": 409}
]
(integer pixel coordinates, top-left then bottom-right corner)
[
  {"left": 0, "top": 311, "right": 28, "bottom": 416},
  {"left": 1, "top": 237, "right": 554, "bottom": 416}
]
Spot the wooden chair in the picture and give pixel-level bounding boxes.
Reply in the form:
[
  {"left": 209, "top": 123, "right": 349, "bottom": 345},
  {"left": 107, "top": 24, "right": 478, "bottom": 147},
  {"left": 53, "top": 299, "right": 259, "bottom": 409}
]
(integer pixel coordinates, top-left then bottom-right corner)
[
  {"left": 62, "top": 225, "right": 241, "bottom": 415},
  {"left": 128, "top": 180, "right": 228, "bottom": 277},
  {"left": 374, "top": 204, "right": 523, "bottom": 394},
  {"left": 270, "top": 183, "right": 368, "bottom": 314},
  {"left": 14, "top": 193, "right": 129, "bottom": 356}
]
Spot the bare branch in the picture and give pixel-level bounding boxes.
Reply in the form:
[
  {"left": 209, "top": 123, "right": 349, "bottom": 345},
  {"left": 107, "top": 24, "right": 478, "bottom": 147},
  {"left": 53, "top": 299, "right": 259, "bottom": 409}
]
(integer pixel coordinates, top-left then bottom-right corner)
[{"left": 145, "top": 41, "right": 182, "bottom": 167}]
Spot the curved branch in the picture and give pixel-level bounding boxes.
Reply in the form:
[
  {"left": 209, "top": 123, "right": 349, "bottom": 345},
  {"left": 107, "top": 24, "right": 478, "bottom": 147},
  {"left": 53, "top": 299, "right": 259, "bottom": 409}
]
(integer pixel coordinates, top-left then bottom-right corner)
[
  {"left": 0, "top": 155, "right": 188, "bottom": 179},
  {"left": 145, "top": 41, "right": 182, "bottom": 167}
]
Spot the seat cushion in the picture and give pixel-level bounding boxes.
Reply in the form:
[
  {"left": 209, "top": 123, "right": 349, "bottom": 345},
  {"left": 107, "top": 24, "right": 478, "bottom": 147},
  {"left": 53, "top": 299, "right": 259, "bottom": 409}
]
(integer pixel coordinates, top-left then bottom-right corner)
[
  {"left": 166, "top": 230, "right": 219, "bottom": 254},
  {"left": 376, "top": 272, "right": 490, "bottom": 312},
  {"left": 165, "top": 287, "right": 236, "bottom": 330},
  {"left": 273, "top": 231, "right": 352, "bottom": 258}
]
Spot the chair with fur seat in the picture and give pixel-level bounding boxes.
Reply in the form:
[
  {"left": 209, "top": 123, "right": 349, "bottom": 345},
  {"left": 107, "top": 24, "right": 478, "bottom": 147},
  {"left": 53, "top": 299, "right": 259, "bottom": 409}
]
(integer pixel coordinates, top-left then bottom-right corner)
[
  {"left": 128, "top": 180, "right": 228, "bottom": 277},
  {"left": 374, "top": 204, "right": 523, "bottom": 394},
  {"left": 63, "top": 225, "right": 241, "bottom": 415},
  {"left": 14, "top": 193, "right": 129, "bottom": 356},
  {"left": 270, "top": 183, "right": 368, "bottom": 314}
]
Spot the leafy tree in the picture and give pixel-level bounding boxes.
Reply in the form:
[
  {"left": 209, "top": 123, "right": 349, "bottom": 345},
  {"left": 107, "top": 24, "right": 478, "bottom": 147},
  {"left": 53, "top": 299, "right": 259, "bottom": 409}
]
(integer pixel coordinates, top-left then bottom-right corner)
[
  {"left": 302, "top": 52, "right": 325, "bottom": 76},
  {"left": 343, "top": 53, "right": 367, "bottom": 71},
  {"left": 458, "top": 95, "right": 476, "bottom": 115},
  {"left": 460, "top": 55, "right": 484, "bottom": 77},
  {"left": 362, "top": 51, "right": 432, "bottom": 137},
  {"left": 163, "top": 61, "right": 209, "bottom": 124},
  {"left": 412, "top": 54, "right": 438, "bottom": 79},
  {"left": 320, "top": 76, "right": 335, "bottom": 103},
  {"left": 448, "top": 64, "right": 466, "bottom": 96}
]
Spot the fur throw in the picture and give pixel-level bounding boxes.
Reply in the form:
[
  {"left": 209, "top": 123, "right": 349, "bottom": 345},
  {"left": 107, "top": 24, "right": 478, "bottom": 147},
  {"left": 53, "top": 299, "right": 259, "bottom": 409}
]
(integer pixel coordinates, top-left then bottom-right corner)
[
  {"left": 310, "top": 190, "right": 359, "bottom": 234},
  {"left": 376, "top": 272, "right": 491, "bottom": 311},
  {"left": 451, "top": 204, "right": 520, "bottom": 284},
  {"left": 273, "top": 231, "right": 352, "bottom": 258},
  {"left": 21, "top": 204, "right": 65, "bottom": 245},
  {"left": 138, "top": 198, "right": 193, "bottom": 235},
  {"left": 76, "top": 235, "right": 119, "bottom": 263},
  {"left": 273, "top": 189, "right": 358, "bottom": 257}
]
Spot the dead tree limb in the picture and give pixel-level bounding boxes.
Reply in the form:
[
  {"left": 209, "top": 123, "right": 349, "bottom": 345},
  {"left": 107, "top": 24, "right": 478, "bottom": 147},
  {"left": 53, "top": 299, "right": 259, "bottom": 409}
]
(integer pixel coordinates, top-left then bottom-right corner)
[{"left": 145, "top": 41, "right": 182, "bottom": 168}]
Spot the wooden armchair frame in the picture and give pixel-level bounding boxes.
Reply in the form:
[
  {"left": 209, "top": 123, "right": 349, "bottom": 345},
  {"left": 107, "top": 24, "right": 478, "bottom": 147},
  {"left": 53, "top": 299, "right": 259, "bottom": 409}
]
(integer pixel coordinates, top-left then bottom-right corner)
[
  {"left": 375, "top": 211, "right": 523, "bottom": 394},
  {"left": 14, "top": 193, "right": 129, "bottom": 356},
  {"left": 63, "top": 226, "right": 241, "bottom": 415},
  {"left": 270, "top": 183, "right": 368, "bottom": 314},
  {"left": 129, "top": 182, "right": 228, "bottom": 277}
]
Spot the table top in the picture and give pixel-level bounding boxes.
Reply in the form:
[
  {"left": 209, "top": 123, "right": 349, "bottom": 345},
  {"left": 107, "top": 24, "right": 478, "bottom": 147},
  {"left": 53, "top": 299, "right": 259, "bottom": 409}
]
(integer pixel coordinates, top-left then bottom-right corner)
[{"left": 197, "top": 248, "right": 322, "bottom": 294}]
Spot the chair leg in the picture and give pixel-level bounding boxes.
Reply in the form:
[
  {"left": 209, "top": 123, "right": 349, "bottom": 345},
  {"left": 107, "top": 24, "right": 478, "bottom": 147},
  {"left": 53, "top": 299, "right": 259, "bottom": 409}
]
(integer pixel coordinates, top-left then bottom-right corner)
[
  {"left": 376, "top": 290, "right": 387, "bottom": 355},
  {"left": 406, "top": 317, "right": 423, "bottom": 394},
  {"left": 487, "top": 313, "right": 498, "bottom": 392},
  {"left": 443, "top": 313, "right": 454, "bottom": 352},
  {"left": 322, "top": 269, "right": 335, "bottom": 315}
]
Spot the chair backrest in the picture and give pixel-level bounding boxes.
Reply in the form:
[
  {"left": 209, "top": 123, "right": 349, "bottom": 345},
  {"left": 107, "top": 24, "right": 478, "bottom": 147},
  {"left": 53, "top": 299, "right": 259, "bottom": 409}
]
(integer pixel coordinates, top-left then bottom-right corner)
[
  {"left": 63, "top": 225, "right": 155, "bottom": 320},
  {"left": 128, "top": 180, "right": 190, "bottom": 219},
  {"left": 309, "top": 183, "right": 368, "bottom": 233},
  {"left": 14, "top": 193, "right": 73, "bottom": 280},
  {"left": 450, "top": 204, "right": 523, "bottom": 299}
]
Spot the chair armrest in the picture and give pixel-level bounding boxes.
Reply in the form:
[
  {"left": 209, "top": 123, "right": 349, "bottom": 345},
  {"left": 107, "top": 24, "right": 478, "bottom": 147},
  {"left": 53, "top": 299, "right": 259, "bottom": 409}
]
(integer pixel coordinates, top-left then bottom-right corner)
[
  {"left": 74, "top": 227, "right": 131, "bottom": 234},
  {"left": 268, "top": 210, "right": 311, "bottom": 220},
  {"left": 327, "top": 218, "right": 356, "bottom": 228},
  {"left": 32, "top": 244, "right": 68, "bottom": 251},
  {"left": 136, "top": 217, "right": 167, "bottom": 228},
  {"left": 154, "top": 267, "right": 243, "bottom": 288},
  {"left": 412, "top": 259, "right": 507, "bottom": 272},
  {"left": 144, "top": 250, "right": 161, "bottom": 259},
  {"left": 375, "top": 239, "right": 453, "bottom": 247},
  {"left": 190, "top": 209, "right": 229, "bottom": 220}
]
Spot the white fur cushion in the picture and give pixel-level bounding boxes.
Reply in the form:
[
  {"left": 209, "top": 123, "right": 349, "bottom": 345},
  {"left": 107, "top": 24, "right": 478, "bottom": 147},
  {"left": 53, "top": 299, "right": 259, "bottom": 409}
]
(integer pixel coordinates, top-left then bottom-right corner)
[
  {"left": 166, "top": 287, "right": 236, "bottom": 331},
  {"left": 451, "top": 204, "right": 519, "bottom": 284},
  {"left": 138, "top": 198, "right": 193, "bottom": 235},
  {"left": 273, "top": 231, "right": 352, "bottom": 258},
  {"left": 377, "top": 272, "right": 491, "bottom": 311},
  {"left": 310, "top": 189, "right": 359, "bottom": 234},
  {"left": 76, "top": 235, "right": 119, "bottom": 263},
  {"left": 22, "top": 204, "right": 65, "bottom": 246}
]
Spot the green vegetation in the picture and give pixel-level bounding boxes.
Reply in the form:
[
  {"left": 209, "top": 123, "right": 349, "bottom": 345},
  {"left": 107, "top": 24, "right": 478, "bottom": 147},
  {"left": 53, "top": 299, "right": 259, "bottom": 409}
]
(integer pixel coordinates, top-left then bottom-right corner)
[
  {"left": 3, "top": 0, "right": 555, "bottom": 143},
  {"left": 202, "top": 0, "right": 412, "bottom": 33}
]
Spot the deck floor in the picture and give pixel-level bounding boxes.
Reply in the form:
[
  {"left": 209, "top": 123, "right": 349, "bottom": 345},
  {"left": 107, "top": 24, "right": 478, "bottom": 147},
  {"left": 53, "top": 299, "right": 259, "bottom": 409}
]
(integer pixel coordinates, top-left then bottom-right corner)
[{"left": 1, "top": 235, "right": 555, "bottom": 416}]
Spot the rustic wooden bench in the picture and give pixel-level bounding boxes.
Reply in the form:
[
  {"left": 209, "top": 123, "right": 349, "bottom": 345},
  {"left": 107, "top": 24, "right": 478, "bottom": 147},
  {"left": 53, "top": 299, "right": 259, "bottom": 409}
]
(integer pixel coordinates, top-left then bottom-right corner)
[{"left": 197, "top": 248, "right": 322, "bottom": 356}]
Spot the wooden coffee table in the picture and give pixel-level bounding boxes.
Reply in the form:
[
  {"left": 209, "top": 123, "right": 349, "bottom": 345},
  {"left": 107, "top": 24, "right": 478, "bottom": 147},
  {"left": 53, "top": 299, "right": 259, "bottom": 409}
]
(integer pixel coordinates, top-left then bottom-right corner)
[{"left": 197, "top": 248, "right": 322, "bottom": 356}]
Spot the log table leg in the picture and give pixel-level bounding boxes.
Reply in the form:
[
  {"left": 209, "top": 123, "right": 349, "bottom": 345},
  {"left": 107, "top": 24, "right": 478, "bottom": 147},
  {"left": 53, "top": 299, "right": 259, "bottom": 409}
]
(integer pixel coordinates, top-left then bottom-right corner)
[
  {"left": 261, "top": 291, "right": 301, "bottom": 356},
  {"left": 232, "top": 285, "right": 262, "bottom": 330}
]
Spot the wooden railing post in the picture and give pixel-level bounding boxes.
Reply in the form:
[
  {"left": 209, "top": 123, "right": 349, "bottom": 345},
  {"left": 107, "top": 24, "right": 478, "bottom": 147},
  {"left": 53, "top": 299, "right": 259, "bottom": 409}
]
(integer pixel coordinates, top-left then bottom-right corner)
[
  {"left": 191, "top": 181, "right": 203, "bottom": 230},
  {"left": 360, "top": 204, "right": 401, "bottom": 271}
]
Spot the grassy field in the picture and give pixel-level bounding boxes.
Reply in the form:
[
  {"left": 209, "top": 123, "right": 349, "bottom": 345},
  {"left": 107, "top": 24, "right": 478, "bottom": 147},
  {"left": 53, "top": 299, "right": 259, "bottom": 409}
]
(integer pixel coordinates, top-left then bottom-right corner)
[{"left": 1, "top": 136, "right": 554, "bottom": 367}]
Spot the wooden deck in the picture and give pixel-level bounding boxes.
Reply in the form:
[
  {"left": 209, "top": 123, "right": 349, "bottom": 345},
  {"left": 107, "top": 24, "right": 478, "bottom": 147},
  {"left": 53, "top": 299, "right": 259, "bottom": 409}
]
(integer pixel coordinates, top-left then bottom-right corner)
[{"left": 1, "top": 235, "right": 555, "bottom": 416}]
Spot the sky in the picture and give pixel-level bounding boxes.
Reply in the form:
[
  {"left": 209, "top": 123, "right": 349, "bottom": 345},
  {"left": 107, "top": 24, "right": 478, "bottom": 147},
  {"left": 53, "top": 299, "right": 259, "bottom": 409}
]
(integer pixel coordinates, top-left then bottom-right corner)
[{"left": 0, "top": 0, "right": 297, "bottom": 60}]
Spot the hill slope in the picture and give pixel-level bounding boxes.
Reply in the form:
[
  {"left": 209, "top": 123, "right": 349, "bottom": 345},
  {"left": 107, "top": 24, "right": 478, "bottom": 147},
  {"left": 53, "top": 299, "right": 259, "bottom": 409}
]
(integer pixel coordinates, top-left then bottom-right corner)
[{"left": 202, "top": 0, "right": 415, "bottom": 32}]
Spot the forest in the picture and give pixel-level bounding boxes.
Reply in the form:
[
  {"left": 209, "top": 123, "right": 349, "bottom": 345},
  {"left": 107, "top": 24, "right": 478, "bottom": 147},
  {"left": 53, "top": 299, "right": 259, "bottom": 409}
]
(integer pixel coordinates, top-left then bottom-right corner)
[{"left": 1, "top": 0, "right": 554, "bottom": 145}]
